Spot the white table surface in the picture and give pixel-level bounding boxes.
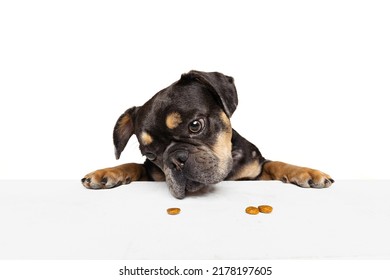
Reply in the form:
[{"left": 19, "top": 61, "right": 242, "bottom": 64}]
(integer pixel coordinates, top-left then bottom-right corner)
[{"left": 1, "top": 180, "right": 389, "bottom": 260}]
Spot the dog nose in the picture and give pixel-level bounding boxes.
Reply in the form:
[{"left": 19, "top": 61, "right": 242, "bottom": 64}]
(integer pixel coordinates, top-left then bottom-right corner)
[{"left": 169, "top": 150, "right": 189, "bottom": 170}]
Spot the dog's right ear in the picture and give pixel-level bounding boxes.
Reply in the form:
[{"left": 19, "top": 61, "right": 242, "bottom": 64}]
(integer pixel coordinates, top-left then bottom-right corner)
[
  {"left": 113, "top": 106, "right": 139, "bottom": 160},
  {"left": 181, "top": 70, "right": 238, "bottom": 117}
]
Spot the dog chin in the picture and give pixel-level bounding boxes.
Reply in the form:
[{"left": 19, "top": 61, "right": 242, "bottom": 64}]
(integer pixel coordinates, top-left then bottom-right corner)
[{"left": 164, "top": 168, "right": 225, "bottom": 199}]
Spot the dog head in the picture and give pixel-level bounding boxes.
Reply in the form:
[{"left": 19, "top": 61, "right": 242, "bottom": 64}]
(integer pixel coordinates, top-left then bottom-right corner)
[{"left": 113, "top": 70, "right": 238, "bottom": 198}]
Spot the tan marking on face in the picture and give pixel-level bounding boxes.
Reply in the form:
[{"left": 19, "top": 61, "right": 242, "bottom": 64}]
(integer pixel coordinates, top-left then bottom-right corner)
[
  {"left": 213, "top": 130, "right": 232, "bottom": 158},
  {"left": 166, "top": 112, "right": 182, "bottom": 129},
  {"left": 212, "top": 111, "right": 232, "bottom": 164},
  {"left": 220, "top": 111, "right": 231, "bottom": 128},
  {"left": 212, "top": 125, "right": 233, "bottom": 174},
  {"left": 140, "top": 131, "right": 153, "bottom": 146},
  {"left": 229, "top": 160, "right": 262, "bottom": 180}
]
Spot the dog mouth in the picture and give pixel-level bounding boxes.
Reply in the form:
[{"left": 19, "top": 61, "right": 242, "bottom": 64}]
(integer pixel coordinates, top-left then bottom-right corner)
[
  {"left": 164, "top": 170, "right": 204, "bottom": 199},
  {"left": 161, "top": 141, "right": 233, "bottom": 199},
  {"left": 163, "top": 157, "right": 232, "bottom": 199}
]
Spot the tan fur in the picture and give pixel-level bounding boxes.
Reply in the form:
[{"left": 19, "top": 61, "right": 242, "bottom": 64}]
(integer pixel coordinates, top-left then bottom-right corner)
[
  {"left": 229, "top": 160, "right": 261, "bottom": 180},
  {"left": 212, "top": 131, "right": 232, "bottom": 158},
  {"left": 116, "top": 114, "right": 132, "bottom": 137},
  {"left": 150, "top": 169, "right": 166, "bottom": 181},
  {"left": 259, "top": 161, "right": 333, "bottom": 188},
  {"left": 212, "top": 112, "right": 233, "bottom": 173},
  {"left": 140, "top": 131, "right": 153, "bottom": 146},
  {"left": 220, "top": 111, "right": 231, "bottom": 128},
  {"left": 166, "top": 112, "right": 182, "bottom": 129},
  {"left": 82, "top": 163, "right": 147, "bottom": 189},
  {"left": 118, "top": 114, "right": 131, "bottom": 129}
]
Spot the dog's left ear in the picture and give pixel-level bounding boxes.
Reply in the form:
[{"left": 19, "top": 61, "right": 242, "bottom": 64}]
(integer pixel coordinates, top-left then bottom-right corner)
[
  {"left": 181, "top": 70, "right": 238, "bottom": 117},
  {"left": 113, "top": 106, "right": 139, "bottom": 160}
]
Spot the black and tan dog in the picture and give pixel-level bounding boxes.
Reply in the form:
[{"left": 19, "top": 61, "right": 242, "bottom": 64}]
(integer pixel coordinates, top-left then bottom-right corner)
[{"left": 82, "top": 70, "right": 334, "bottom": 198}]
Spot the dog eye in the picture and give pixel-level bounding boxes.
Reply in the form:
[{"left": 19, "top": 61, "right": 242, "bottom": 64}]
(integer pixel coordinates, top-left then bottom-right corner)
[
  {"left": 188, "top": 119, "right": 204, "bottom": 133},
  {"left": 145, "top": 152, "right": 157, "bottom": 161}
]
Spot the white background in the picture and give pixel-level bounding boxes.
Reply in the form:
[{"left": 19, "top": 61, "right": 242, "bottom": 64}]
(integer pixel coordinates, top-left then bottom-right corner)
[
  {"left": 1, "top": 0, "right": 389, "bottom": 180},
  {"left": 1, "top": 3, "right": 390, "bottom": 278}
]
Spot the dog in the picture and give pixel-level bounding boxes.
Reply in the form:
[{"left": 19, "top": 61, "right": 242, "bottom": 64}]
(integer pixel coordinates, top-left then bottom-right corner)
[{"left": 82, "top": 70, "right": 334, "bottom": 199}]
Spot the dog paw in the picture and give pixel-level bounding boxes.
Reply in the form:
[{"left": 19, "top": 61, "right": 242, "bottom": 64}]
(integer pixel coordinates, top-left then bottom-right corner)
[
  {"left": 284, "top": 168, "right": 334, "bottom": 188},
  {"left": 81, "top": 168, "right": 132, "bottom": 189}
]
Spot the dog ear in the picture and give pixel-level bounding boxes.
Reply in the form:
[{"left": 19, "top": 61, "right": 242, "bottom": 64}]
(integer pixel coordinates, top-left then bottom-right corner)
[
  {"left": 181, "top": 70, "right": 238, "bottom": 117},
  {"left": 113, "top": 106, "right": 139, "bottom": 159}
]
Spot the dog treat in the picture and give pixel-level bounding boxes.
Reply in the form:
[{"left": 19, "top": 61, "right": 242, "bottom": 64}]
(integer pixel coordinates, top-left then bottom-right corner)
[
  {"left": 258, "top": 205, "right": 273, "bottom": 214},
  {"left": 245, "top": 206, "right": 260, "bottom": 215},
  {"left": 167, "top": 207, "right": 181, "bottom": 215}
]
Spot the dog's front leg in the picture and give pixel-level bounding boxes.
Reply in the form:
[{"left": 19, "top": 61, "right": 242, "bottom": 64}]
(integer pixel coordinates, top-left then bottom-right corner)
[
  {"left": 259, "top": 161, "right": 334, "bottom": 188},
  {"left": 81, "top": 163, "right": 148, "bottom": 189}
]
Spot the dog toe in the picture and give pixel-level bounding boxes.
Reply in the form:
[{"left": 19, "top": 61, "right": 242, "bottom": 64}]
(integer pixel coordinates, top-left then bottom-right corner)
[
  {"left": 81, "top": 168, "right": 129, "bottom": 189},
  {"left": 288, "top": 169, "right": 334, "bottom": 189},
  {"left": 308, "top": 171, "right": 334, "bottom": 188},
  {"left": 81, "top": 176, "right": 93, "bottom": 188}
]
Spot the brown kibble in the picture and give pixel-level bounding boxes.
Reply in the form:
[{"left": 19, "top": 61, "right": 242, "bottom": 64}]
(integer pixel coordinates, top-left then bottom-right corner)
[
  {"left": 167, "top": 207, "right": 181, "bottom": 215},
  {"left": 258, "top": 205, "right": 273, "bottom": 214},
  {"left": 245, "top": 206, "right": 260, "bottom": 215}
]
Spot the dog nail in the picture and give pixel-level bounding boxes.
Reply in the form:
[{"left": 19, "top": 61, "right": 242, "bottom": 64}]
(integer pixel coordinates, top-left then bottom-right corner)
[
  {"left": 324, "top": 178, "right": 330, "bottom": 184},
  {"left": 101, "top": 177, "right": 108, "bottom": 185},
  {"left": 81, "top": 178, "right": 86, "bottom": 183}
]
